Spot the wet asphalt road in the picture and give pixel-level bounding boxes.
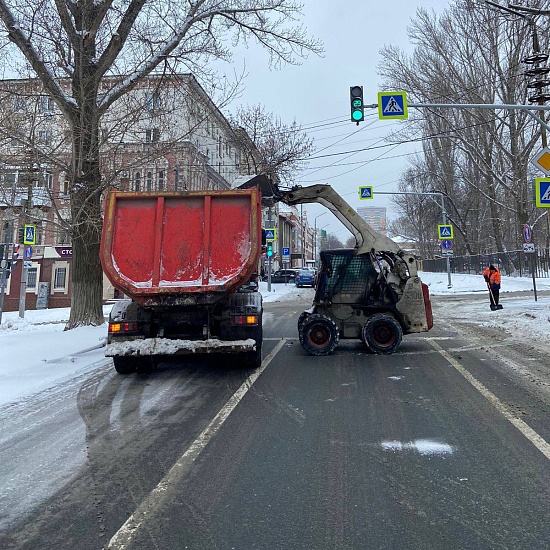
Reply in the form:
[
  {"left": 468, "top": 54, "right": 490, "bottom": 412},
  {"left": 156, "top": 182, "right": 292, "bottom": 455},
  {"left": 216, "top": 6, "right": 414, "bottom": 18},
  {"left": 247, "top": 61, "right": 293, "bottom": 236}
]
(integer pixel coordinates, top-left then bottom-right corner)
[{"left": 0, "top": 292, "right": 549, "bottom": 549}]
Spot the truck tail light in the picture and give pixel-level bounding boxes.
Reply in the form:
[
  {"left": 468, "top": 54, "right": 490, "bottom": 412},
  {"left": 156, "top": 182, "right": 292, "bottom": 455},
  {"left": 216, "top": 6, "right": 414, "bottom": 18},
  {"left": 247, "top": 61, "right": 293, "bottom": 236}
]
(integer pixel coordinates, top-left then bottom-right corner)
[
  {"left": 230, "top": 315, "right": 259, "bottom": 326},
  {"left": 109, "top": 321, "right": 139, "bottom": 333}
]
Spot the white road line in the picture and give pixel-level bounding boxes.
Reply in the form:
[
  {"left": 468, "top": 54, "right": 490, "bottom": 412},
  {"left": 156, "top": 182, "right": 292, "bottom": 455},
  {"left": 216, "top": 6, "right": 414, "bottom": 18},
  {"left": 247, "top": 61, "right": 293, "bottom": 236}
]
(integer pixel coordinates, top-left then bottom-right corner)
[
  {"left": 428, "top": 339, "right": 550, "bottom": 460},
  {"left": 106, "top": 339, "right": 288, "bottom": 550}
]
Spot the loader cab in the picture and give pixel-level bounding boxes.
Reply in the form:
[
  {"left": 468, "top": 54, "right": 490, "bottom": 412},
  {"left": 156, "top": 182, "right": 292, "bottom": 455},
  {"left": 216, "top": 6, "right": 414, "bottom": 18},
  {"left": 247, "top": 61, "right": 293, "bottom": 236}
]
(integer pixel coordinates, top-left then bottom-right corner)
[{"left": 315, "top": 249, "right": 400, "bottom": 307}]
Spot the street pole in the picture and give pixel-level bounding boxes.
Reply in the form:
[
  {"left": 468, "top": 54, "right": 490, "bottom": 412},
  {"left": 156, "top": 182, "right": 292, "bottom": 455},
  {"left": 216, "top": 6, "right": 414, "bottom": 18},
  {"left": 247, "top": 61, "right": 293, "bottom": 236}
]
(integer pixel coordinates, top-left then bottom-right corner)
[
  {"left": 0, "top": 222, "right": 12, "bottom": 324},
  {"left": 267, "top": 206, "right": 273, "bottom": 293},
  {"left": 439, "top": 194, "right": 453, "bottom": 289}
]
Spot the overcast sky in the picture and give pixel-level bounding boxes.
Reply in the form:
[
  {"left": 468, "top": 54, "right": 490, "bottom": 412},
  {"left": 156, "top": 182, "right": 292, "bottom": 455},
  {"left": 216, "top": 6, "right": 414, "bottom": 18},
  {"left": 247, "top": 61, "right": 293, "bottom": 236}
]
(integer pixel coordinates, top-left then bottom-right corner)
[{"left": 222, "top": 0, "right": 447, "bottom": 240}]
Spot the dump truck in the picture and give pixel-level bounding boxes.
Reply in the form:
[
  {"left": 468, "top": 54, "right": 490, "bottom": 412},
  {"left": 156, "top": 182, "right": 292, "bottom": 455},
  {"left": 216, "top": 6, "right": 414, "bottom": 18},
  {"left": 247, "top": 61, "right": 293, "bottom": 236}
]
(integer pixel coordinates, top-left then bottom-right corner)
[{"left": 100, "top": 188, "right": 263, "bottom": 373}]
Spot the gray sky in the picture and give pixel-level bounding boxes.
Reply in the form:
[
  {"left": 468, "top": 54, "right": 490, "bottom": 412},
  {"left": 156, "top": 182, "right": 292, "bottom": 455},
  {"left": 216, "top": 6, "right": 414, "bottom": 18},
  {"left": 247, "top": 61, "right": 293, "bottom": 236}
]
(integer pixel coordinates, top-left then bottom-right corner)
[{"left": 222, "top": 0, "right": 446, "bottom": 240}]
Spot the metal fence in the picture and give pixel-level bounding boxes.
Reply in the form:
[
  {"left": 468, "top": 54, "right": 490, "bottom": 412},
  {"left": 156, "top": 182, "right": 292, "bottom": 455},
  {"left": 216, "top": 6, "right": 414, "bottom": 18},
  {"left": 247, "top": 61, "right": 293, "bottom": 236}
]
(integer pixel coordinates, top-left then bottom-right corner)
[{"left": 420, "top": 249, "right": 550, "bottom": 278}]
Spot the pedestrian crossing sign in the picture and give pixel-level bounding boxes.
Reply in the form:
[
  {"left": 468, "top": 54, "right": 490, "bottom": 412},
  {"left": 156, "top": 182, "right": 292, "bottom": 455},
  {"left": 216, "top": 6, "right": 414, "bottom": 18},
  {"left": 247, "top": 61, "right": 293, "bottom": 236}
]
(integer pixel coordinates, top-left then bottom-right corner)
[
  {"left": 437, "top": 224, "right": 454, "bottom": 239},
  {"left": 23, "top": 224, "right": 36, "bottom": 245},
  {"left": 358, "top": 186, "right": 373, "bottom": 200},
  {"left": 535, "top": 178, "right": 550, "bottom": 207},
  {"left": 378, "top": 91, "right": 408, "bottom": 120},
  {"left": 264, "top": 228, "right": 277, "bottom": 242}
]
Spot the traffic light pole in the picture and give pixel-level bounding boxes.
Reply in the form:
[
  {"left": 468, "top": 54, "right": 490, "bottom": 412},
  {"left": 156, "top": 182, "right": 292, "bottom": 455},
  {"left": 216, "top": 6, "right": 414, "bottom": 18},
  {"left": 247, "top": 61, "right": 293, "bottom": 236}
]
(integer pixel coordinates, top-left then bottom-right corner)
[{"left": 0, "top": 222, "right": 12, "bottom": 324}]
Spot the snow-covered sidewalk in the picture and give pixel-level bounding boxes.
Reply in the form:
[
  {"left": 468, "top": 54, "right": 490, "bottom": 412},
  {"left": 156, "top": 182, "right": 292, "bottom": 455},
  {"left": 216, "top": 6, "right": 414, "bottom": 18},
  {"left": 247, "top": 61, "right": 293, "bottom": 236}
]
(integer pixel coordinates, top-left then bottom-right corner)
[{"left": 1, "top": 272, "right": 548, "bottom": 407}]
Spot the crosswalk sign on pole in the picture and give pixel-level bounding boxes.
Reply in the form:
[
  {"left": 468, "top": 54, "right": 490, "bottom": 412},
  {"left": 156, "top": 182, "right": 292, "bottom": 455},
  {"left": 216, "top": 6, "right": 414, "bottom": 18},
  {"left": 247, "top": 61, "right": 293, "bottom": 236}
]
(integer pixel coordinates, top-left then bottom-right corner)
[
  {"left": 264, "top": 228, "right": 277, "bottom": 242},
  {"left": 358, "top": 186, "right": 373, "bottom": 200},
  {"left": 24, "top": 224, "right": 36, "bottom": 245},
  {"left": 437, "top": 224, "right": 454, "bottom": 239},
  {"left": 378, "top": 91, "right": 408, "bottom": 120},
  {"left": 535, "top": 178, "right": 550, "bottom": 207}
]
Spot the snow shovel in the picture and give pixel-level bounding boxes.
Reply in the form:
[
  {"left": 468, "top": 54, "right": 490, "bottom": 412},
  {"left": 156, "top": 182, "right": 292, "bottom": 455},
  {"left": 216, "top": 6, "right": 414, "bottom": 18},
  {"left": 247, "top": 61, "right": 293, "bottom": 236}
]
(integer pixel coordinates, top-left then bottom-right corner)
[{"left": 487, "top": 284, "right": 503, "bottom": 310}]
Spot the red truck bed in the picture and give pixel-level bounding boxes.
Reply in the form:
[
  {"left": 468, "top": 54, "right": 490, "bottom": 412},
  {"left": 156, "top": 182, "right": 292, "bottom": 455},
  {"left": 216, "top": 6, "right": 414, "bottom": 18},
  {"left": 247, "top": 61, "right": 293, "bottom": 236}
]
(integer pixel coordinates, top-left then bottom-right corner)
[{"left": 101, "top": 189, "right": 262, "bottom": 305}]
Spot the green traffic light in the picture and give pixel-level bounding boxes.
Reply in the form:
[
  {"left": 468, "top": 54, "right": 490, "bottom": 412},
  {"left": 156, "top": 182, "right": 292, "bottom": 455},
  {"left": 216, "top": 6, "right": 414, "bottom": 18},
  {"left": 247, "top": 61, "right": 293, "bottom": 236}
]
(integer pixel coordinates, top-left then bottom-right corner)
[{"left": 352, "top": 110, "right": 363, "bottom": 121}]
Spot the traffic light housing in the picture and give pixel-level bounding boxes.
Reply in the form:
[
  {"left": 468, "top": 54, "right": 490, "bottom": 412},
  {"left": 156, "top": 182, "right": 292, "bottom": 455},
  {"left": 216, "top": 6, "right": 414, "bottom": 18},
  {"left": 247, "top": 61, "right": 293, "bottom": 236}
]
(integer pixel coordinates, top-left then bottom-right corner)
[
  {"left": 350, "top": 85, "right": 364, "bottom": 123},
  {"left": 266, "top": 242, "right": 273, "bottom": 258}
]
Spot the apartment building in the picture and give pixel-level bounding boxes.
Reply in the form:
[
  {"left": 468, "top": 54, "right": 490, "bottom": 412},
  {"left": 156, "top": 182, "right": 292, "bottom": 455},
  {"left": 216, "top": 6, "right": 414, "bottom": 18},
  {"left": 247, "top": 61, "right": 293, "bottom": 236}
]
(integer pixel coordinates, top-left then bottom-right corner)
[{"left": 0, "top": 73, "right": 256, "bottom": 311}]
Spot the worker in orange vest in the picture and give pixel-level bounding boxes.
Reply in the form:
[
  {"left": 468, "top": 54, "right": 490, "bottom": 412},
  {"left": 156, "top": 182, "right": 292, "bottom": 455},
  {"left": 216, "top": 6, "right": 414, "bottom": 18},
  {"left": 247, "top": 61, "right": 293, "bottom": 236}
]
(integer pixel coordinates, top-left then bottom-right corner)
[{"left": 483, "top": 264, "right": 502, "bottom": 310}]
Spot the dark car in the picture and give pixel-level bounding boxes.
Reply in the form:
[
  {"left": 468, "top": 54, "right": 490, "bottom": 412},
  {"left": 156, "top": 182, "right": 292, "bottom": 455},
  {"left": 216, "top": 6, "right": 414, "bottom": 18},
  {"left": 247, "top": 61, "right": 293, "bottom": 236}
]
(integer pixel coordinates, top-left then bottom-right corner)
[
  {"left": 295, "top": 269, "right": 315, "bottom": 287},
  {"left": 270, "top": 269, "right": 299, "bottom": 283}
]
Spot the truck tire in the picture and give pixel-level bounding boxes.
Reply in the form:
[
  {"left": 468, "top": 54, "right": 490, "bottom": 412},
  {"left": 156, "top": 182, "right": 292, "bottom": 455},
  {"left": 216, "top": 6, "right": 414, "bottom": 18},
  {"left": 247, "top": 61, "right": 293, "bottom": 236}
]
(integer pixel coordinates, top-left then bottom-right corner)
[
  {"left": 244, "top": 344, "right": 262, "bottom": 368},
  {"left": 300, "top": 314, "right": 339, "bottom": 356},
  {"left": 113, "top": 357, "right": 137, "bottom": 375},
  {"left": 362, "top": 313, "right": 402, "bottom": 355}
]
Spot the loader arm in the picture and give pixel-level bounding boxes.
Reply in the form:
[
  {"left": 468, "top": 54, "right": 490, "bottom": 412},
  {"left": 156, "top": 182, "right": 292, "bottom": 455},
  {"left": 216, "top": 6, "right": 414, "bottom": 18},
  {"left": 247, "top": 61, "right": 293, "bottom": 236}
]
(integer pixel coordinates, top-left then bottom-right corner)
[{"left": 276, "top": 184, "right": 418, "bottom": 277}]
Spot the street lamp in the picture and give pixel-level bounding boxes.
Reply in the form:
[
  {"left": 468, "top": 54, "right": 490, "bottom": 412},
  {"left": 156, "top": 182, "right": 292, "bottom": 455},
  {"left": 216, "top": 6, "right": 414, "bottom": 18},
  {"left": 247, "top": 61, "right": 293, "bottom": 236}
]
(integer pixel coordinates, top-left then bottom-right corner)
[{"left": 314, "top": 212, "right": 327, "bottom": 267}]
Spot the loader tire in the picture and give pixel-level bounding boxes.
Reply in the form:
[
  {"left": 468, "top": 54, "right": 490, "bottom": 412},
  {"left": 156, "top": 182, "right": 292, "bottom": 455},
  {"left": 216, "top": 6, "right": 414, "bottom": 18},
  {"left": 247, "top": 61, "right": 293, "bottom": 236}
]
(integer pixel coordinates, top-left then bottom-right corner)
[
  {"left": 297, "top": 311, "right": 310, "bottom": 345},
  {"left": 362, "top": 313, "right": 402, "bottom": 355},
  {"left": 300, "top": 314, "right": 339, "bottom": 356}
]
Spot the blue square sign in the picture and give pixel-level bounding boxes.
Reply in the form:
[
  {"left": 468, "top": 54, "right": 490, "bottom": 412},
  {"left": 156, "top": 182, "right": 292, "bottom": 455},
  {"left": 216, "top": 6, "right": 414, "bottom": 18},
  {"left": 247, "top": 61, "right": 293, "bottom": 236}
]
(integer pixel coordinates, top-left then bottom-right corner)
[{"left": 535, "top": 178, "right": 550, "bottom": 207}]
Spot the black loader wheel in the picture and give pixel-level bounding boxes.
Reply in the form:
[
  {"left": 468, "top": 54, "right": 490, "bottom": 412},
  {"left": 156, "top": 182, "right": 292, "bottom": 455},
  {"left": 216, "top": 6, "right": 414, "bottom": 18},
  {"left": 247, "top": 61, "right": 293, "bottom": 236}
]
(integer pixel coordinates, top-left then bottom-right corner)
[
  {"left": 113, "top": 356, "right": 137, "bottom": 375},
  {"left": 300, "top": 314, "right": 339, "bottom": 356},
  {"left": 297, "top": 311, "right": 310, "bottom": 345},
  {"left": 362, "top": 313, "right": 402, "bottom": 355}
]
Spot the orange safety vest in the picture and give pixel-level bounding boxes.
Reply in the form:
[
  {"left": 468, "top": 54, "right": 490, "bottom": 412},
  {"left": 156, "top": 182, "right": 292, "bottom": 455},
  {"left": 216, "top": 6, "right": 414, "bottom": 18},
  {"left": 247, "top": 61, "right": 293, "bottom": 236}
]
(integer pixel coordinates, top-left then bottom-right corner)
[{"left": 483, "top": 267, "right": 501, "bottom": 286}]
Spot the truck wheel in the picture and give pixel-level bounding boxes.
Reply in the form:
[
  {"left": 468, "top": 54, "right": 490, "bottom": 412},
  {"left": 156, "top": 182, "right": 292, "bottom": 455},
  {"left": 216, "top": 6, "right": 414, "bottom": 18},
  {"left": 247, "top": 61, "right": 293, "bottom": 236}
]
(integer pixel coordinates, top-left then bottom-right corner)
[
  {"left": 300, "top": 314, "right": 339, "bottom": 356},
  {"left": 362, "top": 313, "right": 402, "bottom": 355},
  {"left": 113, "top": 357, "right": 137, "bottom": 375},
  {"left": 244, "top": 344, "right": 262, "bottom": 368}
]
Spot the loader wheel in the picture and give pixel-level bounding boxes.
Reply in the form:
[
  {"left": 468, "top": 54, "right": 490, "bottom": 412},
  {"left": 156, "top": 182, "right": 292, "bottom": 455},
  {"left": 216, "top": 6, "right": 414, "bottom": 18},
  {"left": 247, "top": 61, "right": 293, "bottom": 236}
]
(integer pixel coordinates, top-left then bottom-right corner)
[
  {"left": 113, "top": 357, "right": 137, "bottom": 375},
  {"left": 300, "top": 314, "right": 339, "bottom": 356},
  {"left": 362, "top": 313, "right": 402, "bottom": 355},
  {"left": 297, "top": 311, "right": 310, "bottom": 345}
]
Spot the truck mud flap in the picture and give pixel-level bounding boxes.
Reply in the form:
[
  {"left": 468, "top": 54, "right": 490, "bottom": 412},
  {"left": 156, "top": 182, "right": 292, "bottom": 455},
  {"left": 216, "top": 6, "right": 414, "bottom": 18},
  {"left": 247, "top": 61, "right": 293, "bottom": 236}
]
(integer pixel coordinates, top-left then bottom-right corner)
[{"left": 106, "top": 337, "right": 256, "bottom": 357}]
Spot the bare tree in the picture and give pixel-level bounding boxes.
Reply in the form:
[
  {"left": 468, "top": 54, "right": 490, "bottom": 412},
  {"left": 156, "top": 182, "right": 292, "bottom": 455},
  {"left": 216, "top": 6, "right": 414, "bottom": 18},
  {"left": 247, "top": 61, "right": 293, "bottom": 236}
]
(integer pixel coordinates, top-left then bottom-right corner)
[
  {"left": 379, "top": 0, "right": 544, "bottom": 256},
  {"left": 229, "top": 103, "right": 315, "bottom": 185},
  {"left": 0, "top": 0, "right": 322, "bottom": 328},
  {"left": 323, "top": 233, "right": 344, "bottom": 250}
]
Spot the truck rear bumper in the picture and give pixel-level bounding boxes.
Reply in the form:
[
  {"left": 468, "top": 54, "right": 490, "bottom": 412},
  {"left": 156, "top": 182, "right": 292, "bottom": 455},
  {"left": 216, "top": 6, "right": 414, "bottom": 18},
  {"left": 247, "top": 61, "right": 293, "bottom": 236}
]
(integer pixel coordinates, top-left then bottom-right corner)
[{"left": 106, "top": 337, "right": 256, "bottom": 357}]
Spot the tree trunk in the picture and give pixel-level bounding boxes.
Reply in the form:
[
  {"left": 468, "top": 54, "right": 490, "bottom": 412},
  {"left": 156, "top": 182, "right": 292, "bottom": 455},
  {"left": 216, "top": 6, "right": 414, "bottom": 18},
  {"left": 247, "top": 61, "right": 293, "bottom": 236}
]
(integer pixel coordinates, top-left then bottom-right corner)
[
  {"left": 66, "top": 79, "right": 104, "bottom": 328},
  {"left": 68, "top": 193, "right": 104, "bottom": 328}
]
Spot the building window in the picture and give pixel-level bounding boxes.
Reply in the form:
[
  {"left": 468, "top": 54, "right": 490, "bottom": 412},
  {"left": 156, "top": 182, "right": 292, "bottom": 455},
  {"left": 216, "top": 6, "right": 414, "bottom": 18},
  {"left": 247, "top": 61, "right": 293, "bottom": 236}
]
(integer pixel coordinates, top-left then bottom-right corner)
[
  {"left": 39, "top": 96, "right": 55, "bottom": 114},
  {"left": 38, "top": 130, "right": 52, "bottom": 145},
  {"left": 63, "top": 180, "right": 69, "bottom": 195},
  {"left": 134, "top": 172, "right": 141, "bottom": 191},
  {"left": 145, "top": 91, "right": 161, "bottom": 111},
  {"left": 27, "top": 267, "right": 38, "bottom": 290},
  {"left": 158, "top": 170, "right": 164, "bottom": 190},
  {"left": 44, "top": 172, "right": 53, "bottom": 189},
  {"left": 174, "top": 166, "right": 179, "bottom": 191},
  {"left": 145, "top": 128, "right": 160, "bottom": 143},
  {"left": 146, "top": 171, "right": 153, "bottom": 191},
  {"left": 54, "top": 267, "right": 67, "bottom": 290},
  {"left": 13, "top": 97, "right": 26, "bottom": 113}
]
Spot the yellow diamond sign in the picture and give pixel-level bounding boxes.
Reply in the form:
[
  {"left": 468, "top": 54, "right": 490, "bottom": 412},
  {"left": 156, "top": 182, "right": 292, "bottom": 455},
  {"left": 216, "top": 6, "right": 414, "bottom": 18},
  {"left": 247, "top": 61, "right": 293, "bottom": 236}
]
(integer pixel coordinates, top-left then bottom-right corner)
[{"left": 531, "top": 147, "right": 550, "bottom": 175}]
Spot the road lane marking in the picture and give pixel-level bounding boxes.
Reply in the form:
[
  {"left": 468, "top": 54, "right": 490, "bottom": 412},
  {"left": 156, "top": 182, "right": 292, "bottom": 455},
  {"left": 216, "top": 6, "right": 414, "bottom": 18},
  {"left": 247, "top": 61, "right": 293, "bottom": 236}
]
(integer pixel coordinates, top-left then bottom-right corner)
[
  {"left": 428, "top": 339, "right": 550, "bottom": 460},
  {"left": 106, "top": 338, "right": 288, "bottom": 550}
]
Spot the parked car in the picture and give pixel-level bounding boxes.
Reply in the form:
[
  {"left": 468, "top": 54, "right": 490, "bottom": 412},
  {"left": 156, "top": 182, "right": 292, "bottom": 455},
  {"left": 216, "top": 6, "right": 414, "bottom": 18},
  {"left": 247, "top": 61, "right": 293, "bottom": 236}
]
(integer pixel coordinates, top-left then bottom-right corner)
[
  {"left": 270, "top": 269, "right": 299, "bottom": 283},
  {"left": 295, "top": 269, "right": 316, "bottom": 287}
]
